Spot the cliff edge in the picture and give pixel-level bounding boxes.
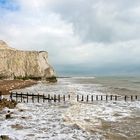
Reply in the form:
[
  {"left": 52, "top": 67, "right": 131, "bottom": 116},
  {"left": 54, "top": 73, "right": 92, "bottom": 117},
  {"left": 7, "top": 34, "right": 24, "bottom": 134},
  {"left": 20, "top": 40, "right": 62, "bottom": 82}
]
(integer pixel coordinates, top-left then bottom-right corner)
[{"left": 0, "top": 40, "right": 57, "bottom": 82}]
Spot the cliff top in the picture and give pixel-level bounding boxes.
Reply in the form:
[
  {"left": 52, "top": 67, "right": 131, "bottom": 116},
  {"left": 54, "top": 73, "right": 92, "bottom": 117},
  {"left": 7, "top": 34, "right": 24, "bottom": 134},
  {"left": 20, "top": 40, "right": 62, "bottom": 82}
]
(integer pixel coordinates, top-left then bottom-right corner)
[{"left": 0, "top": 40, "right": 15, "bottom": 50}]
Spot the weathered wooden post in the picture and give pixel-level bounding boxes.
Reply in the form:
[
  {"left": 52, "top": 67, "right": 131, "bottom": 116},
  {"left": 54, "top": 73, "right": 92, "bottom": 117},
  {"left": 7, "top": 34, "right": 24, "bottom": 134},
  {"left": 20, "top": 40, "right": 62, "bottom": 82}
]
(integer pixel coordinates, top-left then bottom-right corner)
[
  {"left": 32, "top": 93, "right": 34, "bottom": 103},
  {"left": 54, "top": 94, "right": 56, "bottom": 102},
  {"left": 27, "top": 92, "right": 28, "bottom": 103},
  {"left": 135, "top": 95, "right": 138, "bottom": 100},
  {"left": 37, "top": 94, "right": 39, "bottom": 103},
  {"left": 68, "top": 95, "right": 70, "bottom": 100},
  {"left": 106, "top": 95, "right": 108, "bottom": 101},
  {"left": 131, "top": 95, "right": 133, "bottom": 101},
  {"left": 110, "top": 95, "right": 113, "bottom": 100},
  {"left": 101, "top": 95, "right": 103, "bottom": 101},
  {"left": 77, "top": 95, "right": 79, "bottom": 101},
  {"left": 10, "top": 92, "right": 13, "bottom": 101},
  {"left": 124, "top": 95, "right": 127, "bottom": 101},
  {"left": 63, "top": 95, "right": 65, "bottom": 102},
  {"left": 58, "top": 94, "right": 60, "bottom": 102},
  {"left": 16, "top": 92, "right": 18, "bottom": 102},
  {"left": 91, "top": 95, "right": 93, "bottom": 102},
  {"left": 48, "top": 94, "right": 50, "bottom": 102},
  {"left": 43, "top": 94, "right": 45, "bottom": 102},
  {"left": 96, "top": 95, "right": 98, "bottom": 101},
  {"left": 115, "top": 95, "right": 117, "bottom": 101},
  {"left": 21, "top": 92, "right": 23, "bottom": 102},
  {"left": 86, "top": 95, "right": 89, "bottom": 102},
  {"left": 81, "top": 95, "right": 84, "bottom": 101}
]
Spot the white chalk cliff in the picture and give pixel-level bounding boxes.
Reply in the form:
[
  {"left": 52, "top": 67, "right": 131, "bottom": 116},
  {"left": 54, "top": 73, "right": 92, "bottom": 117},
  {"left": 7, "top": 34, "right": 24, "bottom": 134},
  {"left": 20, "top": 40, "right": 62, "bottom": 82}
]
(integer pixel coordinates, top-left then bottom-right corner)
[{"left": 0, "top": 40, "right": 56, "bottom": 82}]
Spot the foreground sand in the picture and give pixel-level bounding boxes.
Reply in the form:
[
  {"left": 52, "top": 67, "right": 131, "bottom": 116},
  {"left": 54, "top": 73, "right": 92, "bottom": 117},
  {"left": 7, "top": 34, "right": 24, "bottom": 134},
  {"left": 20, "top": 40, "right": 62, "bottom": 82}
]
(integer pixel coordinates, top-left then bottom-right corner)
[{"left": 0, "top": 80, "right": 37, "bottom": 95}]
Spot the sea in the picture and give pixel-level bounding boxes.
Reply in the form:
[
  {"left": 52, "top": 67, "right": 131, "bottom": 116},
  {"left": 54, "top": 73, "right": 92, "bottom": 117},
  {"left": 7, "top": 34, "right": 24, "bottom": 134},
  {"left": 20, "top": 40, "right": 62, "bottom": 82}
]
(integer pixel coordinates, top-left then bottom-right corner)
[{"left": 0, "top": 77, "right": 140, "bottom": 140}]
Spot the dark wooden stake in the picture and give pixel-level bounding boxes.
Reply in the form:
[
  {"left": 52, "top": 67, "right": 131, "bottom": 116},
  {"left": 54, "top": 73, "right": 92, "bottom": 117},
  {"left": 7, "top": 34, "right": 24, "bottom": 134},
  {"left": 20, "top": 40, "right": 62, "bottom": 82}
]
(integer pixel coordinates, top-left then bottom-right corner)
[
  {"left": 27, "top": 92, "right": 28, "bottom": 103},
  {"left": 86, "top": 95, "right": 88, "bottom": 102},
  {"left": 16, "top": 92, "right": 17, "bottom": 102},
  {"left": 106, "top": 95, "right": 108, "bottom": 101},
  {"left": 91, "top": 95, "right": 93, "bottom": 102},
  {"left": 131, "top": 95, "right": 133, "bottom": 101},
  {"left": 58, "top": 94, "right": 60, "bottom": 102},
  {"left": 81, "top": 95, "right": 84, "bottom": 101},
  {"left": 68, "top": 95, "right": 70, "bottom": 100},
  {"left": 48, "top": 94, "right": 50, "bottom": 102},
  {"left": 37, "top": 94, "right": 39, "bottom": 103},
  {"left": 21, "top": 92, "right": 23, "bottom": 102},
  {"left": 124, "top": 95, "right": 127, "bottom": 101},
  {"left": 77, "top": 95, "right": 79, "bottom": 101},
  {"left": 54, "top": 94, "right": 56, "bottom": 102},
  {"left": 63, "top": 95, "right": 65, "bottom": 102},
  {"left": 10, "top": 92, "right": 13, "bottom": 101},
  {"left": 115, "top": 95, "right": 117, "bottom": 101},
  {"left": 110, "top": 95, "right": 113, "bottom": 100},
  {"left": 101, "top": 95, "right": 103, "bottom": 101},
  {"left": 32, "top": 93, "right": 34, "bottom": 103},
  {"left": 43, "top": 94, "right": 45, "bottom": 102},
  {"left": 96, "top": 95, "right": 98, "bottom": 101},
  {"left": 135, "top": 95, "right": 137, "bottom": 100}
]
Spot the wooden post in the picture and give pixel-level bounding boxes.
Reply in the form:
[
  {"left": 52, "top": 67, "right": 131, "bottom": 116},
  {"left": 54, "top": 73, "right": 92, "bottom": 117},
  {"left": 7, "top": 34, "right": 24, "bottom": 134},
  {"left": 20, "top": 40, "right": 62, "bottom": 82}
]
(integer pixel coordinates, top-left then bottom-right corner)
[
  {"left": 68, "top": 95, "right": 70, "bottom": 100},
  {"left": 37, "top": 94, "right": 39, "bottom": 103},
  {"left": 101, "top": 95, "right": 103, "bottom": 101},
  {"left": 135, "top": 95, "right": 137, "bottom": 100},
  {"left": 91, "top": 95, "right": 93, "bottom": 102},
  {"left": 32, "top": 93, "right": 34, "bottom": 103},
  {"left": 86, "top": 95, "right": 88, "bottom": 102},
  {"left": 58, "top": 95, "right": 60, "bottom": 102},
  {"left": 27, "top": 92, "right": 28, "bottom": 103},
  {"left": 131, "top": 95, "right": 133, "bottom": 101},
  {"left": 54, "top": 94, "right": 56, "bottom": 102},
  {"left": 96, "top": 95, "right": 98, "bottom": 101},
  {"left": 16, "top": 92, "right": 17, "bottom": 102},
  {"left": 63, "top": 95, "right": 65, "bottom": 102},
  {"left": 81, "top": 95, "right": 84, "bottom": 101},
  {"left": 21, "top": 92, "right": 23, "bottom": 102},
  {"left": 124, "top": 95, "right": 127, "bottom": 101},
  {"left": 48, "top": 94, "right": 50, "bottom": 102},
  {"left": 43, "top": 94, "right": 45, "bottom": 102},
  {"left": 106, "top": 95, "right": 108, "bottom": 101},
  {"left": 10, "top": 92, "right": 13, "bottom": 101},
  {"left": 77, "top": 95, "right": 79, "bottom": 101},
  {"left": 110, "top": 95, "right": 113, "bottom": 100},
  {"left": 115, "top": 95, "right": 117, "bottom": 101}
]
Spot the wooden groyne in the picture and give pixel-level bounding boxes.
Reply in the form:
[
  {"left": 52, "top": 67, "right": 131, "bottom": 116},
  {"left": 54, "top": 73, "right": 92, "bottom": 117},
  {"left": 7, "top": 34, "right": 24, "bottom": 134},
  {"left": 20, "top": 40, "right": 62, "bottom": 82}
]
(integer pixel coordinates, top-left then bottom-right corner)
[{"left": 10, "top": 92, "right": 139, "bottom": 103}]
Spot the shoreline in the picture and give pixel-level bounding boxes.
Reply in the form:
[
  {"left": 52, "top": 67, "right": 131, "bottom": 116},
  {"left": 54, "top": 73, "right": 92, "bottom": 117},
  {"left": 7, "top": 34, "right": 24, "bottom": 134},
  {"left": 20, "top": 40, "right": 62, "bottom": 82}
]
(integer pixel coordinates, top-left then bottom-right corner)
[{"left": 0, "top": 80, "right": 37, "bottom": 95}]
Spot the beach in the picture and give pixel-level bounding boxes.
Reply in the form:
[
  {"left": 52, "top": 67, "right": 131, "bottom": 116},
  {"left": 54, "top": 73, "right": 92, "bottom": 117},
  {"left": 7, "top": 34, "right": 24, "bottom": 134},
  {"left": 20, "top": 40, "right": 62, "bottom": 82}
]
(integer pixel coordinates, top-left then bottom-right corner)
[
  {"left": 0, "top": 77, "right": 139, "bottom": 140},
  {"left": 0, "top": 80, "right": 37, "bottom": 95}
]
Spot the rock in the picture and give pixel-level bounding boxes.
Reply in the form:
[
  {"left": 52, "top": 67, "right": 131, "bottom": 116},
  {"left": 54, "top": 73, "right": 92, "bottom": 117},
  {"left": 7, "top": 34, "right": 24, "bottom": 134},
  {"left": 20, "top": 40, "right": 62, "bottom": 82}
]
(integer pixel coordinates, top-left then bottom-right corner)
[
  {"left": 0, "top": 99, "right": 17, "bottom": 111},
  {"left": 11, "top": 124, "right": 24, "bottom": 130},
  {"left": 0, "top": 135, "right": 10, "bottom": 140},
  {"left": 0, "top": 40, "right": 56, "bottom": 82},
  {"left": 5, "top": 113, "right": 11, "bottom": 119}
]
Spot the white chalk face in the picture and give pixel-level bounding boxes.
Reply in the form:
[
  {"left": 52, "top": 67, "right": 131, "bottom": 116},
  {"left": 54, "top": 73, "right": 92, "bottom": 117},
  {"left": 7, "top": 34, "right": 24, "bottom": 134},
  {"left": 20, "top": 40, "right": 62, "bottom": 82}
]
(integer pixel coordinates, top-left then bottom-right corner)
[{"left": 0, "top": 0, "right": 140, "bottom": 75}]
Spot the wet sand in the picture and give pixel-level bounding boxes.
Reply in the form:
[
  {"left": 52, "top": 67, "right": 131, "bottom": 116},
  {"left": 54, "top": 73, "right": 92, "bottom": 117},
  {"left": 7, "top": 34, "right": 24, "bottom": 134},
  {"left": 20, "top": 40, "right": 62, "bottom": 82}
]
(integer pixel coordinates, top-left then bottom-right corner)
[{"left": 0, "top": 80, "right": 37, "bottom": 95}]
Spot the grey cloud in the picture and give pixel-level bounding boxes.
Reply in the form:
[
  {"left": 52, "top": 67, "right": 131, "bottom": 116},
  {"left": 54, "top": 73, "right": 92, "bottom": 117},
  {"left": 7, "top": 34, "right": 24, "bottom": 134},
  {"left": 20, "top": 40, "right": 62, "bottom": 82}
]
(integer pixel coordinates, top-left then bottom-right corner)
[{"left": 48, "top": 0, "right": 140, "bottom": 43}]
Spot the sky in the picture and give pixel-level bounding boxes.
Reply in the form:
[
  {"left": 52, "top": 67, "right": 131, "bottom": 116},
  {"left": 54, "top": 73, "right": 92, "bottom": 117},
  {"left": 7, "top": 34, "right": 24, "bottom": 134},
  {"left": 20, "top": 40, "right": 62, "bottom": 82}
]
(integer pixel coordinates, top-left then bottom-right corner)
[{"left": 0, "top": 0, "right": 140, "bottom": 76}]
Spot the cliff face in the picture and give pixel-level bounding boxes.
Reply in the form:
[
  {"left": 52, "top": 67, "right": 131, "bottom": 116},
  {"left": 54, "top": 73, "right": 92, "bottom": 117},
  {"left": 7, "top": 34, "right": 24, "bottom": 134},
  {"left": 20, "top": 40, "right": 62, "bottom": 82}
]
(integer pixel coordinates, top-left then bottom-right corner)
[{"left": 0, "top": 40, "right": 56, "bottom": 82}]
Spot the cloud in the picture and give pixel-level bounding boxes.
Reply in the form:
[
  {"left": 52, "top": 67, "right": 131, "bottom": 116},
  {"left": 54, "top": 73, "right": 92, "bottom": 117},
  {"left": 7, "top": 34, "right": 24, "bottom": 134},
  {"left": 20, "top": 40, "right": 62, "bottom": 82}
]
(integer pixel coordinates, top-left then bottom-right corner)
[
  {"left": 49, "top": 0, "right": 140, "bottom": 43},
  {"left": 0, "top": 0, "right": 140, "bottom": 76}
]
